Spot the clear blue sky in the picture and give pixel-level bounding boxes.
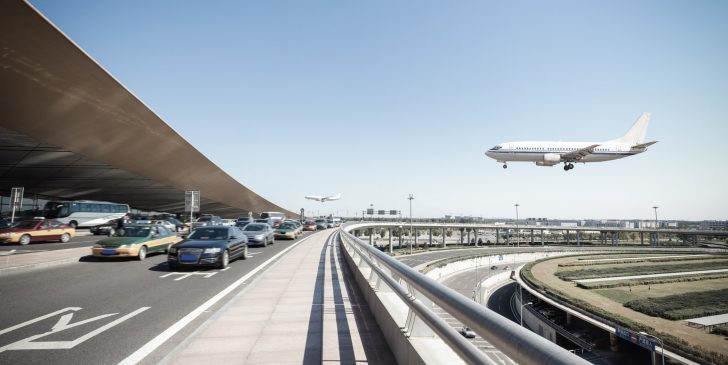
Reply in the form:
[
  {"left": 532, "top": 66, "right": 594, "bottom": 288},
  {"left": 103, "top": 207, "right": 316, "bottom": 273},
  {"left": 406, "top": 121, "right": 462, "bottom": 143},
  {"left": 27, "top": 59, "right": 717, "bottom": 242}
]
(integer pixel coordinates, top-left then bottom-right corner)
[{"left": 31, "top": 0, "right": 728, "bottom": 220}]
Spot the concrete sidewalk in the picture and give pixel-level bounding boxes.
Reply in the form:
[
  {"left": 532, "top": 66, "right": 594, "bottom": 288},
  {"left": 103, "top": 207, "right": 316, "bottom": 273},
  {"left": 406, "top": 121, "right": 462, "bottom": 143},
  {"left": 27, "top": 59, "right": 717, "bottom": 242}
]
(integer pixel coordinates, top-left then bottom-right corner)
[
  {"left": 0, "top": 246, "right": 88, "bottom": 275},
  {"left": 164, "top": 230, "right": 396, "bottom": 365}
]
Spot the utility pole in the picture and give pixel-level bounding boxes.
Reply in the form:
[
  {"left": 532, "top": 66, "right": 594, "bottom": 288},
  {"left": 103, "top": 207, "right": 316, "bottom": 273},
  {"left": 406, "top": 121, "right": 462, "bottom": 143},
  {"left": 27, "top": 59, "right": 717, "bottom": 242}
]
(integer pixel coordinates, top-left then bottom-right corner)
[
  {"left": 514, "top": 203, "right": 520, "bottom": 247},
  {"left": 408, "top": 194, "right": 414, "bottom": 255}
]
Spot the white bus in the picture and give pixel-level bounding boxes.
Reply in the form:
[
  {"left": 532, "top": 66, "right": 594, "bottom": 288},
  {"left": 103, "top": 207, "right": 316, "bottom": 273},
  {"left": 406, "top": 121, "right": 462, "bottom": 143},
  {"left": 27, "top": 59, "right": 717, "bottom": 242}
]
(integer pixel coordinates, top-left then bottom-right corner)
[
  {"left": 43, "top": 200, "right": 130, "bottom": 228},
  {"left": 260, "top": 211, "right": 286, "bottom": 227}
]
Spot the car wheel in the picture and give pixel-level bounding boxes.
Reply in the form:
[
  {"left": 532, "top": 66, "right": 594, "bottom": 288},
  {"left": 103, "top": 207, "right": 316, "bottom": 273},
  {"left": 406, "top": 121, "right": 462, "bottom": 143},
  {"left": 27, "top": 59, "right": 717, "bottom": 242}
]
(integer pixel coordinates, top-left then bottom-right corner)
[
  {"left": 165, "top": 244, "right": 172, "bottom": 254},
  {"left": 108, "top": 228, "right": 115, "bottom": 236},
  {"left": 60, "top": 233, "right": 71, "bottom": 243},
  {"left": 19, "top": 234, "right": 31, "bottom": 246},
  {"left": 218, "top": 250, "right": 229, "bottom": 269},
  {"left": 68, "top": 221, "right": 78, "bottom": 229},
  {"left": 242, "top": 247, "right": 248, "bottom": 259},
  {"left": 137, "top": 246, "right": 147, "bottom": 261}
]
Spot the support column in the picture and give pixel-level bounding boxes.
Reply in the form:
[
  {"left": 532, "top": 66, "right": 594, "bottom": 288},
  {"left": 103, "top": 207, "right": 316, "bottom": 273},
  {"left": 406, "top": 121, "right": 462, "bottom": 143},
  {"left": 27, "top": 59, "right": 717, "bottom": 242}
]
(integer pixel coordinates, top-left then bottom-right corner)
[
  {"left": 466, "top": 229, "right": 471, "bottom": 246},
  {"left": 428, "top": 228, "right": 433, "bottom": 248},
  {"left": 442, "top": 228, "right": 447, "bottom": 248},
  {"left": 609, "top": 333, "right": 619, "bottom": 352},
  {"left": 566, "top": 230, "right": 570, "bottom": 245},
  {"left": 474, "top": 228, "right": 478, "bottom": 247},
  {"left": 369, "top": 228, "right": 374, "bottom": 246},
  {"left": 577, "top": 230, "right": 581, "bottom": 246},
  {"left": 388, "top": 228, "right": 393, "bottom": 254},
  {"left": 460, "top": 229, "right": 464, "bottom": 245},
  {"left": 496, "top": 228, "right": 500, "bottom": 245},
  {"left": 640, "top": 232, "right": 644, "bottom": 245},
  {"left": 541, "top": 230, "right": 545, "bottom": 246},
  {"left": 530, "top": 229, "right": 534, "bottom": 245},
  {"left": 693, "top": 234, "right": 698, "bottom": 247}
]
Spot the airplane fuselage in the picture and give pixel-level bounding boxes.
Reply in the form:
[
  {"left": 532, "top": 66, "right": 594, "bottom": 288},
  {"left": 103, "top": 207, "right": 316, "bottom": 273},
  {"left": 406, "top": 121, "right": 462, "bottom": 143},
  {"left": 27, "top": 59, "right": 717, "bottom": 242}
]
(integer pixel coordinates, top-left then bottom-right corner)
[{"left": 485, "top": 141, "right": 645, "bottom": 165}]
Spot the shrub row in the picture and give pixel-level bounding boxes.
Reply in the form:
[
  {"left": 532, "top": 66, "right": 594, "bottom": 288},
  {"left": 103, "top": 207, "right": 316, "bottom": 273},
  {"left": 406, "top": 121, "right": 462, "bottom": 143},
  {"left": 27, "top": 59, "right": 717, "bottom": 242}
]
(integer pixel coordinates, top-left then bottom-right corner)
[
  {"left": 576, "top": 273, "right": 728, "bottom": 289},
  {"left": 624, "top": 288, "right": 728, "bottom": 320},
  {"left": 556, "top": 260, "right": 728, "bottom": 281},
  {"left": 560, "top": 255, "right": 726, "bottom": 267}
]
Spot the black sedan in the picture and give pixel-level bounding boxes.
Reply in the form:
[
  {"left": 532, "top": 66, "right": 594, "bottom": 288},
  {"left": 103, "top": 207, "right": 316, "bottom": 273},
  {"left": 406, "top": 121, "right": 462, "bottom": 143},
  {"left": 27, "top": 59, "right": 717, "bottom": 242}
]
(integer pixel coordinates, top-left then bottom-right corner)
[{"left": 167, "top": 226, "right": 248, "bottom": 270}]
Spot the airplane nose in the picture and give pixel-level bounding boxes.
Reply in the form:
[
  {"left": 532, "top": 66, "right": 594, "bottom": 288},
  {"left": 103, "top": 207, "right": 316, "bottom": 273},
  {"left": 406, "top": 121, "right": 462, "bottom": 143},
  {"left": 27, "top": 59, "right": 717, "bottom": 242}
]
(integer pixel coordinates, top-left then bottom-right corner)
[{"left": 485, "top": 151, "right": 494, "bottom": 159}]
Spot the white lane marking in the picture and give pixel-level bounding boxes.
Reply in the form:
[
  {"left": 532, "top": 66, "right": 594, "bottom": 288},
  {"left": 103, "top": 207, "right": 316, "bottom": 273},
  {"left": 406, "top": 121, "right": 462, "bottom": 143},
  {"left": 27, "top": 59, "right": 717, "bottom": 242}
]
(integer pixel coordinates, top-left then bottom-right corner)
[
  {"left": 0, "top": 307, "right": 149, "bottom": 352},
  {"left": 118, "top": 233, "right": 318, "bottom": 365},
  {"left": 0, "top": 250, "right": 17, "bottom": 256},
  {"left": 0, "top": 307, "right": 81, "bottom": 336},
  {"left": 160, "top": 271, "right": 218, "bottom": 281}
]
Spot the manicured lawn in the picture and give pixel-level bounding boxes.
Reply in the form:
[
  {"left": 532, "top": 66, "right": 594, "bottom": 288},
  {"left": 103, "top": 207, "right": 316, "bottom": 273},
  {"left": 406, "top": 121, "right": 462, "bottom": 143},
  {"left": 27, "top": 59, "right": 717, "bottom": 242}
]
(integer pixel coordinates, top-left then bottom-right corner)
[
  {"left": 624, "top": 288, "right": 728, "bottom": 320},
  {"left": 556, "top": 259, "right": 728, "bottom": 280}
]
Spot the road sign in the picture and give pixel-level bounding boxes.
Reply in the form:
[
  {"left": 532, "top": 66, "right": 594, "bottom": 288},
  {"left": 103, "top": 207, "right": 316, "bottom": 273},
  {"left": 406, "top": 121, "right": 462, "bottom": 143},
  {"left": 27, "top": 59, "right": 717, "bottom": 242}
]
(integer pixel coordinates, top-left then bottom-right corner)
[
  {"left": 184, "top": 190, "right": 200, "bottom": 212},
  {"left": 377, "top": 210, "right": 385, "bottom": 215},
  {"left": 615, "top": 326, "right": 655, "bottom": 351},
  {"left": 389, "top": 210, "right": 398, "bottom": 215},
  {"left": 10, "top": 187, "right": 23, "bottom": 208},
  {"left": 366, "top": 208, "right": 374, "bottom": 215}
]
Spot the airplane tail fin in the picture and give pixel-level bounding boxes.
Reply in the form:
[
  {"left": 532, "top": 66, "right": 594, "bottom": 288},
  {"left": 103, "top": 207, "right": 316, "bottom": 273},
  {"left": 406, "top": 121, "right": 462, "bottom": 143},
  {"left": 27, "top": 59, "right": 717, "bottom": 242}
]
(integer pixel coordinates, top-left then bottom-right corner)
[{"left": 613, "top": 112, "right": 650, "bottom": 145}]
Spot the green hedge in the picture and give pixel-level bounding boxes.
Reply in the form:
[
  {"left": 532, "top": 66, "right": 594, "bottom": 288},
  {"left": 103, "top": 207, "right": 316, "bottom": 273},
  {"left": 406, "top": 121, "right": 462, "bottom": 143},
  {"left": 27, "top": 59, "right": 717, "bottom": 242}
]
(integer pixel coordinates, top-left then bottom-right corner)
[
  {"left": 576, "top": 273, "right": 728, "bottom": 289},
  {"left": 624, "top": 288, "right": 728, "bottom": 320},
  {"left": 560, "top": 255, "right": 726, "bottom": 267},
  {"left": 557, "top": 260, "right": 728, "bottom": 280}
]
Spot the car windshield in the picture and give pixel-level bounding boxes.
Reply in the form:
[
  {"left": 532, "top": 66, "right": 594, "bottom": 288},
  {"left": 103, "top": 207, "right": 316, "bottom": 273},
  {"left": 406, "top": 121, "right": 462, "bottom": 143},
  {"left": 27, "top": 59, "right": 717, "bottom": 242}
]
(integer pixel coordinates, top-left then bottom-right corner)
[
  {"left": 15, "top": 221, "right": 39, "bottom": 229},
  {"left": 315, "top": 220, "right": 325, "bottom": 223},
  {"left": 196, "top": 217, "right": 211, "bottom": 222},
  {"left": 120, "top": 226, "right": 151, "bottom": 237},
  {"left": 188, "top": 228, "right": 228, "bottom": 240},
  {"left": 244, "top": 224, "right": 265, "bottom": 232},
  {"left": 279, "top": 223, "right": 295, "bottom": 229}
]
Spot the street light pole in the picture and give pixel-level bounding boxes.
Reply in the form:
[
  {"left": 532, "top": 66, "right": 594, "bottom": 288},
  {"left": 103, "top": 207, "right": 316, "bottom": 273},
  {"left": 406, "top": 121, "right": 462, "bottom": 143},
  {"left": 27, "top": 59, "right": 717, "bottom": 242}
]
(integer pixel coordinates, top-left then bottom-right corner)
[
  {"left": 408, "top": 194, "right": 414, "bottom": 255},
  {"left": 514, "top": 203, "right": 520, "bottom": 247},
  {"left": 653, "top": 206, "right": 659, "bottom": 245},
  {"left": 639, "top": 331, "right": 665, "bottom": 365}
]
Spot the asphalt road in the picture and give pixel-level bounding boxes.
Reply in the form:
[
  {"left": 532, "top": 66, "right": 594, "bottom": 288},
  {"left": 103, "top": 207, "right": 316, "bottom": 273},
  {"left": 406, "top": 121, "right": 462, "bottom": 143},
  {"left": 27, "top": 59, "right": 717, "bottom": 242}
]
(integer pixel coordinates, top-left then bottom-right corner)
[{"left": 0, "top": 230, "right": 324, "bottom": 365}]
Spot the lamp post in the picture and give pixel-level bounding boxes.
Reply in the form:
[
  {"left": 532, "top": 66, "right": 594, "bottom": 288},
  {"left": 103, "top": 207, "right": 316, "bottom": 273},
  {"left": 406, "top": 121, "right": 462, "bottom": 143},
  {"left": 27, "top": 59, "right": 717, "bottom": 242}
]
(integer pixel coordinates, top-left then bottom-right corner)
[
  {"left": 408, "top": 194, "right": 414, "bottom": 255},
  {"left": 514, "top": 203, "right": 520, "bottom": 247},
  {"left": 653, "top": 206, "right": 659, "bottom": 245},
  {"left": 639, "top": 331, "right": 665, "bottom": 365}
]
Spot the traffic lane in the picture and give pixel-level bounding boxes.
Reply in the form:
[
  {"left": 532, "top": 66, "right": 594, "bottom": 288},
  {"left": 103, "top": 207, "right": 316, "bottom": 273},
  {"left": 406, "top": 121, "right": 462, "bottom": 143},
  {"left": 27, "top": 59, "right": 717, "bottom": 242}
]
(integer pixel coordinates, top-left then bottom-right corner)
[
  {"left": 0, "top": 234, "right": 100, "bottom": 252},
  {"left": 487, "top": 282, "right": 518, "bottom": 323},
  {"left": 0, "top": 231, "right": 317, "bottom": 365}
]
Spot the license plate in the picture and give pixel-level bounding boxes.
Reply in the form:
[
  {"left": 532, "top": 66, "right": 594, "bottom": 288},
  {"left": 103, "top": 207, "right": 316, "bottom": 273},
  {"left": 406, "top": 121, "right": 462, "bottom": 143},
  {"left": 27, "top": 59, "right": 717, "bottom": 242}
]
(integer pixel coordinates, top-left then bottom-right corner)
[
  {"left": 180, "top": 254, "right": 197, "bottom": 262},
  {"left": 102, "top": 249, "right": 116, "bottom": 255}
]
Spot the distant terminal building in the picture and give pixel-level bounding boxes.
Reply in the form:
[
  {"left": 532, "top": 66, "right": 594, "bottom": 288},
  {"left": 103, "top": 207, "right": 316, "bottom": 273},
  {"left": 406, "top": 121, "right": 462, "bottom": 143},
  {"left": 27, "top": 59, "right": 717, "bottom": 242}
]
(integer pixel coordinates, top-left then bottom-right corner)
[{"left": 700, "top": 220, "right": 728, "bottom": 230}]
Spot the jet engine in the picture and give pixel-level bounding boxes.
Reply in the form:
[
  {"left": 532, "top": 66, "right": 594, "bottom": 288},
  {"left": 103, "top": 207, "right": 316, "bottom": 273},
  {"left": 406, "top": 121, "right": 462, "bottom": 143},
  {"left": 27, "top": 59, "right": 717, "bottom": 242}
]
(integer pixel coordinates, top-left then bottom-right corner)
[{"left": 535, "top": 153, "right": 561, "bottom": 166}]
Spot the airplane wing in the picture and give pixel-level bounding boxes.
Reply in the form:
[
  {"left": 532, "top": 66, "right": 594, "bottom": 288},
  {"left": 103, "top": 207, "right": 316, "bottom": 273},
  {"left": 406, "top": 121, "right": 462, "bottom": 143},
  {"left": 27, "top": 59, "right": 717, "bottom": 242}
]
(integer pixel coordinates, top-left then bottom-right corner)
[
  {"left": 561, "top": 144, "right": 600, "bottom": 162},
  {"left": 632, "top": 141, "right": 658, "bottom": 149},
  {"left": 323, "top": 193, "right": 341, "bottom": 201},
  {"left": 305, "top": 195, "right": 324, "bottom": 201}
]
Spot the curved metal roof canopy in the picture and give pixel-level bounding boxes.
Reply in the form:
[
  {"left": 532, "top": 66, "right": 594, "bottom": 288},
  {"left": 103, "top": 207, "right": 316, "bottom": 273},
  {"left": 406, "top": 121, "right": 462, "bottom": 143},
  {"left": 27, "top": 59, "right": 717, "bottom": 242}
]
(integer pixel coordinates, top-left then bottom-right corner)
[{"left": 0, "top": 1, "right": 292, "bottom": 217}]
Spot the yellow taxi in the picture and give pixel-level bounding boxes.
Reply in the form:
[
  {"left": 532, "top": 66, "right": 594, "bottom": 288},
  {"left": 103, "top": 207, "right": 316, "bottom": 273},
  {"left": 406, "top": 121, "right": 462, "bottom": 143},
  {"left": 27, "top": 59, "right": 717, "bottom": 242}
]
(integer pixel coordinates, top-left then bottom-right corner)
[{"left": 0, "top": 218, "right": 75, "bottom": 245}]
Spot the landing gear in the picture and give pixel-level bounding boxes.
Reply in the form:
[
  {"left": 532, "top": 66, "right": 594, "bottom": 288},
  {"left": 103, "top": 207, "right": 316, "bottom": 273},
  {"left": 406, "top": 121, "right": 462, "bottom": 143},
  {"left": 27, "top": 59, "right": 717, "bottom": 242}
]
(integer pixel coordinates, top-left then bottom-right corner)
[
  {"left": 563, "top": 163, "right": 575, "bottom": 171},
  {"left": 502, "top": 163, "right": 508, "bottom": 169}
]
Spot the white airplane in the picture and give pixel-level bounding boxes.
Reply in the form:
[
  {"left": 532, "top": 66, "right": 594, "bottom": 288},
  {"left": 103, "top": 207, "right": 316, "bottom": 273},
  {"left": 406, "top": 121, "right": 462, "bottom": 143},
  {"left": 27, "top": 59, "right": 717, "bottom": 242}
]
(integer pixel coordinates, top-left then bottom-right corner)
[
  {"left": 305, "top": 193, "right": 342, "bottom": 202},
  {"left": 485, "top": 112, "right": 657, "bottom": 171}
]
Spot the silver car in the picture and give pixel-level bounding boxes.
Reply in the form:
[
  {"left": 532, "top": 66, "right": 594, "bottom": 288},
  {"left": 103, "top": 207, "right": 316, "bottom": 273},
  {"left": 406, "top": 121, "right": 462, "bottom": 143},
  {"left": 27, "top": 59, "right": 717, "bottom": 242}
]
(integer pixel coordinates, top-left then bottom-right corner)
[{"left": 241, "top": 223, "right": 275, "bottom": 247}]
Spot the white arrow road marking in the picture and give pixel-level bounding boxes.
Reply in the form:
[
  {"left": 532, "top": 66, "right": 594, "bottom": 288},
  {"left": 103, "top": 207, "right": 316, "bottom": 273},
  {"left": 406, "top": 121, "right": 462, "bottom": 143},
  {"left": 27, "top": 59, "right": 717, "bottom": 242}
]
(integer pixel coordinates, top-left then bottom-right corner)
[
  {"left": 0, "top": 307, "right": 81, "bottom": 336},
  {"left": 0, "top": 307, "right": 149, "bottom": 352}
]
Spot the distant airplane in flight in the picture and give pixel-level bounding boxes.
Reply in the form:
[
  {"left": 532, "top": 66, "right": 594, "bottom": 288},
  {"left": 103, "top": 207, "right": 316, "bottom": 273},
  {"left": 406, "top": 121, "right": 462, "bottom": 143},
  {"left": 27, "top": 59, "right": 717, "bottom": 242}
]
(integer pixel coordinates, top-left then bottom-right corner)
[
  {"left": 485, "top": 112, "right": 657, "bottom": 171},
  {"left": 305, "top": 193, "right": 342, "bottom": 202}
]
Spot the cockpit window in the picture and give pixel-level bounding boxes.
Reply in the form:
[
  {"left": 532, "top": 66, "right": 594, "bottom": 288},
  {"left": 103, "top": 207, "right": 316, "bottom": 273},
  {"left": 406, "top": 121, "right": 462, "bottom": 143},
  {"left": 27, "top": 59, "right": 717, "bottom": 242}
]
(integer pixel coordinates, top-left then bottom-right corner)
[{"left": 490, "top": 146, "right": 502, "bottom": 150}]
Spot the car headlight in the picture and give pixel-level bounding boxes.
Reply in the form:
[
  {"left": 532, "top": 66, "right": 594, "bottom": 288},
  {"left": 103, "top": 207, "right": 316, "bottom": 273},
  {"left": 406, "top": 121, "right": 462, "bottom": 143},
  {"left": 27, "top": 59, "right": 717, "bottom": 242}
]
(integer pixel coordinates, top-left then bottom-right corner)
[
  {"left": 93, "top": 244, "right": 102, "bottom": 248},
  {"left": 204, "top": 247, "right": 222, "bottom": 254},
  {"left": 118, "top": 244, "right": 129, "bottom": 248},
  {"left": 169, "top": 247, "right": 177, "bottom": 254},
  {"left": 255, "top": 235, "right": 264, "bottom": 240}
]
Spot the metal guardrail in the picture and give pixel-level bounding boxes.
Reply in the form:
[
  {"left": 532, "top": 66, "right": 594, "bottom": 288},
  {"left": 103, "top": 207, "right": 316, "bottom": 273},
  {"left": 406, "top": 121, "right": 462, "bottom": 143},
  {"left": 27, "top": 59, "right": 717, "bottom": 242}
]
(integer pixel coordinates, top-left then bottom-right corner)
[{"left": 339, "top": 228, "right": 591, "bottom": 365}]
